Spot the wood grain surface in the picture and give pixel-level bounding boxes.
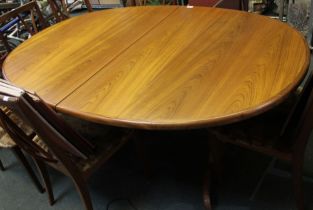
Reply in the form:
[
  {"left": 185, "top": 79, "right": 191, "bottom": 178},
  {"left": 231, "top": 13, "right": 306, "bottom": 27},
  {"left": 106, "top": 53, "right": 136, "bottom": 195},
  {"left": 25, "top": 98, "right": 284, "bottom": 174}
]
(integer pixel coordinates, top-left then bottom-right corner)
[
  {"left": 3, "top": 6, "right": 310, "bottom": 129},
  {"left": 3, "top": 6, "right": 177, "bottom": 104}
]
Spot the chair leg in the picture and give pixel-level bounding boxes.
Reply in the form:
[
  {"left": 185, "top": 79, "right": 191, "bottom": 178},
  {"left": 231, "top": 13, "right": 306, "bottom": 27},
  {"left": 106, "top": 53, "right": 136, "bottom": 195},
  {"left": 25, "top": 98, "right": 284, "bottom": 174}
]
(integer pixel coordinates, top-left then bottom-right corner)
[
  {"left": 203, "top": 138, "right": 218, "bottom": 210},
  {"left": 0, "top": 156, "right": 4, "bottom": 171},
  {"left": 83, "top": 0, "right": 93, "bottom": 12},
  {"left": 207, "top": 132, "right": 226, "bottom": 181},
  {"left": 203, "top": 143, "right": 211, "bottom": 210},
  {"left": 292, "top": 158, "right": 304, "bottom": 210},
  {"left": 203, "top": 137, "right": 226, "bottom": 210},
  {"left": 203, "top": 168, "right": 212, "bottom": 210},
  {"left": 34, "top": 159, "right": 55, "bottom": 205},
  {"left": 72, "top": 176, "right": 93, "bottom": 210},
  {"left": 11, "top": 147, "right": 45, "bottom": 193},
  {"left": 134, "top": 138, "right": 152, "bottom": 178}
]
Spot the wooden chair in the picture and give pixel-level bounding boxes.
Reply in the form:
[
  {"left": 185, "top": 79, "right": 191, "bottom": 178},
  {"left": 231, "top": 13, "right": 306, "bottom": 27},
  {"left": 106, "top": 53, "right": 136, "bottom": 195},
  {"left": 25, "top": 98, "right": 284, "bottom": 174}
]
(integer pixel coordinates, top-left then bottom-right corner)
[
  {"left": 0, "top": 110, "right": 44, "bottom": 194},
  {"left": 0, "top": 1, "right": 48, "bottom": 66},
  {"left": 0, "top": 79, "right": 133, "bottom": 210},
  {"left": 205, "top": 70, "right": 313, "bottom": 210},
  {"left": 47, "top": 0, "right": 92, "bottom": 23}
]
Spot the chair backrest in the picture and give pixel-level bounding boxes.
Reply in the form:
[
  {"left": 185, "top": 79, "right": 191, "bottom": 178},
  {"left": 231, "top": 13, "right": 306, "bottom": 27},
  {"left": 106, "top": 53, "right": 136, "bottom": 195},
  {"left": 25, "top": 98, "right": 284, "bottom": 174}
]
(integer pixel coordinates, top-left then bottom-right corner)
[
  {"left": 0, "top": 1, "right": 48, "bottom": 65},
  {"left": 0, "top": 80, "right": 95, "bottom": 173},
  {"left": 47, "top": 0, "right": 92, "bottom": 23},
  {"left": 281, "top": 70, "right": 313, "bottom": 156}
]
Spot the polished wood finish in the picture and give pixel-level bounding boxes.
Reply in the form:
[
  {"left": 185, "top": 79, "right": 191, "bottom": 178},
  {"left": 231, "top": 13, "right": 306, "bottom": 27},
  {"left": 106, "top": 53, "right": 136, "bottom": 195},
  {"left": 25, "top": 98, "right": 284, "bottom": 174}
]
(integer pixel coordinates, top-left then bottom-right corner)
[
  {"left": 3, "top": 7, "right": 176, "bottom": 104},
  {"left": 3, "top": 6, "right": 310, "bottom": 130}
]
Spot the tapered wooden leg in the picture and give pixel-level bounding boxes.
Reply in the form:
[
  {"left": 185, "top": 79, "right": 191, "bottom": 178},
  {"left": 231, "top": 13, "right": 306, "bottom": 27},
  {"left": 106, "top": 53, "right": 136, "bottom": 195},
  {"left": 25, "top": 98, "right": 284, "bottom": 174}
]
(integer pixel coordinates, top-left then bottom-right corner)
[
  {"left": 203, "top": 138, "right": 214, "bottom": 210},
  {"left": 203, "top": 136, "right": 225, "bottom": 210},
  {"left": 11, "top": 147, "right": 44, "bottom": 193},
  {"left": 84, "top": 0, "right": 93, "bottom": 12},
  {"left": 292, "top": 158, "right": 304, "bottom": 210},
  {"left": 0, "top": 156, "right": 4, "bottom": 171},
  {"left": 34, "top": 159, "right": 55, "bottom": 205},
  {"left": 72, "top": 176, "right": 93, "bottom": 210}
]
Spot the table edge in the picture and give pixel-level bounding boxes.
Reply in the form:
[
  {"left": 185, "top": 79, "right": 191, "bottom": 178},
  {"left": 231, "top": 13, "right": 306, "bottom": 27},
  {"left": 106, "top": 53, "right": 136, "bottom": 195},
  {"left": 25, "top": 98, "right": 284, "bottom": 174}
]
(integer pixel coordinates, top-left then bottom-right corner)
[{"left": 4, "top": 7, "right": 311, "bottom": 130}]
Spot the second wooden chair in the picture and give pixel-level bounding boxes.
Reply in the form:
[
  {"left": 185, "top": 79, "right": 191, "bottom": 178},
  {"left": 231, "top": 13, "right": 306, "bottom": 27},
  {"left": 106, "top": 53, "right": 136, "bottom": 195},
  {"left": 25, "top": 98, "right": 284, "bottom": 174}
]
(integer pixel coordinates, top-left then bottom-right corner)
[{"left": 205, "top": 71, "right": 313, "bottom": 210}]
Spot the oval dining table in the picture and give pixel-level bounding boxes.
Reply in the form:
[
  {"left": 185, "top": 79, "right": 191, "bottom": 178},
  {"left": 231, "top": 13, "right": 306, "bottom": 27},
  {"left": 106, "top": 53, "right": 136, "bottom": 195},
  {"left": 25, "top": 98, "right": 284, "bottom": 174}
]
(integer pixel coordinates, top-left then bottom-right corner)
[{"left": 2, "top": 6, "right": 309, "bottom": 130}]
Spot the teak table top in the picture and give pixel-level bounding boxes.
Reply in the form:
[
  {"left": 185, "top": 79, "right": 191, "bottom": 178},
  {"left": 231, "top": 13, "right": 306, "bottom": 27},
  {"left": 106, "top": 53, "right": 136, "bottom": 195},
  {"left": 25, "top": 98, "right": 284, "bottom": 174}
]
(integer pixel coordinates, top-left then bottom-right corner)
[{"left": 3, "top": 6, "right": 310, "bottom": 130}]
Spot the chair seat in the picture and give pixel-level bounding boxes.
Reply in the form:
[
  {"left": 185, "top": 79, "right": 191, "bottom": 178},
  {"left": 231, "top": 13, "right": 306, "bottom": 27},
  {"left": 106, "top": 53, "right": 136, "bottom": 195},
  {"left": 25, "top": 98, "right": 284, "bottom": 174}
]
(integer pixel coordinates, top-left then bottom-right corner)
[{"left": 0, "top": 108, "right": 34, "bottom": 148}]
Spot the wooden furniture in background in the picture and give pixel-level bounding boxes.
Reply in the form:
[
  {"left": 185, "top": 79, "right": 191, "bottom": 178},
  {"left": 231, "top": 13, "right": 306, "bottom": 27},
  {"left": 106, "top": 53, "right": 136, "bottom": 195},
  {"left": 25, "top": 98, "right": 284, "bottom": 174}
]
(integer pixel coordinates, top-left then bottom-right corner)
[
  {"left": 0, "top": 1, "right": 47, "bottom": 66},
  {"left": 0, "top": 80, "right": 132, "bottom": 210},
  {"left": 188, "top": 0, "right": 248, "bottom": 10},
  {"left": 2, "top": 6, "right": 309, "bottom": 130},
  {"left": 0, "top": 2, "right": 20, "bottom": 13},
  {"left": 47, "top": 0, "right": 69, "bottom": 22},
  {"left": 47, "top": 0, "right": 93, "bottom": 23}
]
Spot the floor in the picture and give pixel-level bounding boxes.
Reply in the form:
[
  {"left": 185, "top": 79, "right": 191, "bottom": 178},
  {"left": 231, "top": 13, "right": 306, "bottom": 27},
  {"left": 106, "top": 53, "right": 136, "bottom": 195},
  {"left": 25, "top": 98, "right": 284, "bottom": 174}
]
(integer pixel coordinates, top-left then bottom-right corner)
[{"left": 1, "top": 134, "right": 313, "bottom": 210}]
